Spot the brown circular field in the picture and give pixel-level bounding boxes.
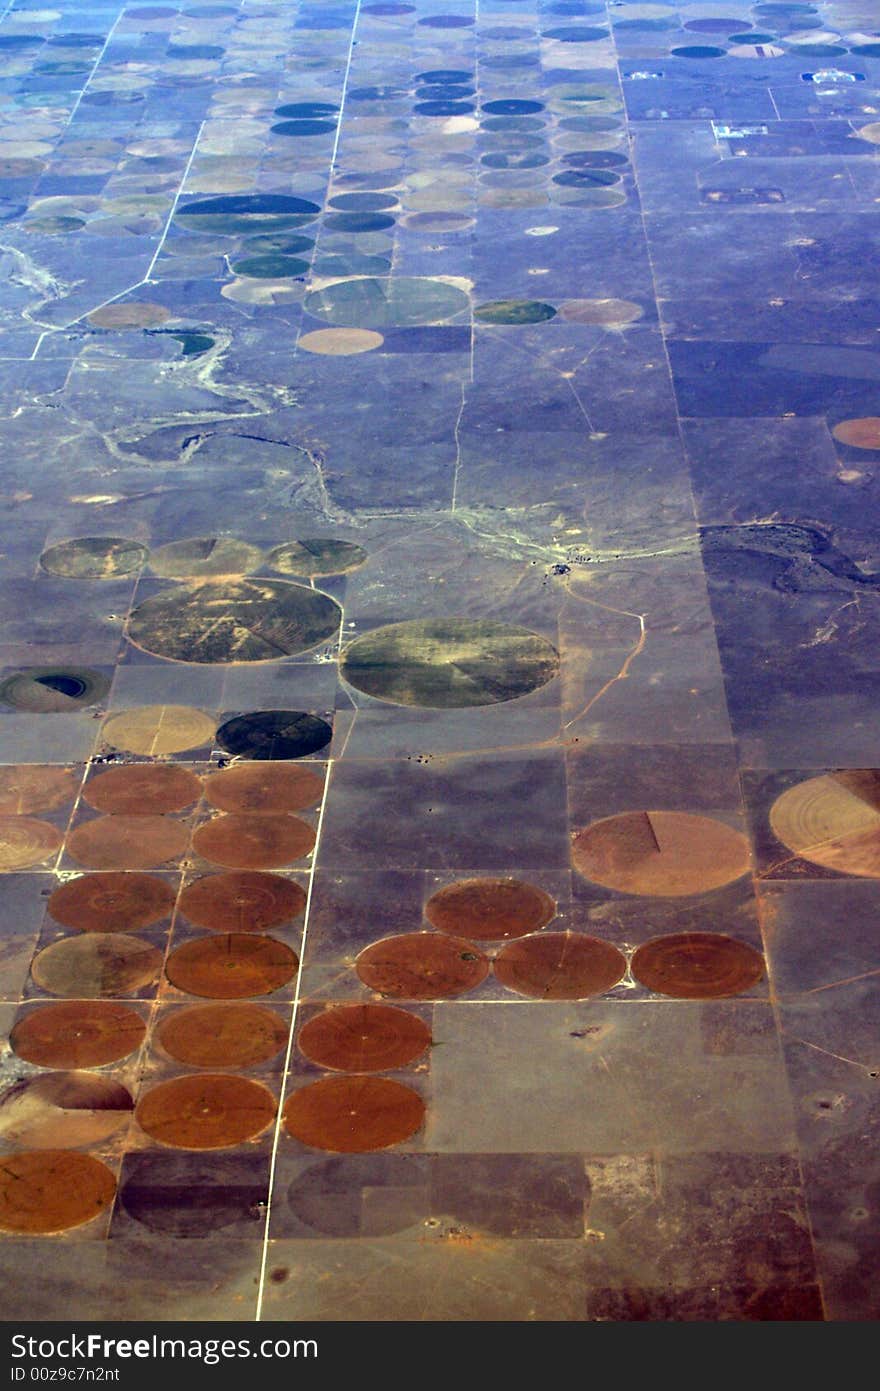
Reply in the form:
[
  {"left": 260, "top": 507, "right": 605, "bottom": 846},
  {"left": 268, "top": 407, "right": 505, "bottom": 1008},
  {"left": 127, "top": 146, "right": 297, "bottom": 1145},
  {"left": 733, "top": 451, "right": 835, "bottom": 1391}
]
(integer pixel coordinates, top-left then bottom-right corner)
[
  {"left": 10, "top": 1001, "right": 147, "bottom": 1068},
  {"left": 0, "top": 766, "right": 76, "bottom": 815},
  {"left": 178, "top": 871, "right": 306, "bottom": 932},
  {"left": 355, "top": 933, "right": 489, "bottom": 999},
  {"left": 48, "top": 872, "right": 176, "bottom": 933},
  {"left": 0, "top": 1151, "right": 116, "bottom": 1233},
  {"left": 630, "top": 932, "right": 766, "bottom": 998},
  {"left": 831, "top": 417, "right": 880, "bottom": 449},
  {"left": 297, "top": 329, "right": 383, "bottom": 357},
  {"left": 493, "top": 932, "right": 627, "bottom": 999},
  {"left": 83, "top": 763, "right": 202, "bottom": 815},
  {"left": 297, "top": 1004, "right": 431, "bottom": 1072},
  {"left": 89, "top": 303, "right": 170, "bottom": 328},
  {"left": 193, "top": 813, "right": 315, "bottom": 868},
  {"left": 572, "top": 810, "right": 751, "bottom": 897},
  {"left": 424, "top": 877, "right": 556, "bottom": 940},
  {"left": 31, "top": 933, "right": 162, "bottom": 998},
  {"left": 282, "top": 1076, "right": 425, "bottom": 1152},
  {"left": 101, "top": 705, "right": 216, "bottom": 756},
  {"left": 769, "top": 770, "right": 880, "bottom": 877},
  {"left": 0, "top": 1072, "right": 133, "bottom": 1149},
  {"left": 204, "top": 762, "right": 323, "bottom": 814},
  {"left": 0, "top": 816, "right": 62, "bottom": 870},
  {"left": 558, "top": 298, "right": 643, "bottom": 325},
  {"left": 135, "top": 1074, "right": 277, "bottom": 1149},
  {"left": 157, "top": 1003, "right": 289, "bottom": 1068},
  {"left": 67, "top": 814, "right": 189, "bottom": 870},
  {"left": 165, "top": 933, "right": 298, "bottom": 998}
]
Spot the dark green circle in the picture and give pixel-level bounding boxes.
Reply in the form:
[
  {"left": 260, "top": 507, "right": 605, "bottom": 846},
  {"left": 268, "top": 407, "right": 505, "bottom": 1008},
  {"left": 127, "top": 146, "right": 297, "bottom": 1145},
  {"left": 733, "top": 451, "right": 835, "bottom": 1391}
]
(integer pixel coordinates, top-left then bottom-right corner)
[
  {"left": 175, "top": 195, "right": 320, "bottom": 235},
  {"left": 216, "top": 710, "right": 333, "bottom": 760},
  {"left": 304, "top": 277, "right": 470, "bottom": 329},
  {"left": 482, "top": 99, "right": 544, "bottom": 115},
  {"left": 414, "top": 101, "right": 476, "bottom": 116},
  {"left": 563, "top": 150, "right": 629, "bottom": 168},
  {"left": 159, "top": 331, "right": 215, "bottom": 357},
  {"left": 347, "top": 85, "right": 408, "bottom": 101},
  {"left": 322, "top": 212, "right": 396, "bottom": 232},
  {"left": 328, "top": 192, "right": 398, "bottom": 211},
  {"left": 415, "top": 70, "right": 472, "bottom": 84},
  {"left": 481, "top": 151, "right": 549, "bottom": 169},
  {"left": 671, "top": 45, "right": 726, "bottom": 57},
  {"left": 418, "top": 14, "right": 474, "bottom": 26},
  {"left": 231, "top": 255, "right": 310, "bottom": 278},
  {"left": 271, "top": 120, "right": 336, "bottom": 136},
  {"left": 35, "top": 59, "right": 93, "bottom": 75},
  {"left": 274, "top": 102, "right": 338, "bottom": 118},
  {"left": 167, "top": 44, "right": 224, "bottom": 59},
  {"left": 474, "top": 300, "right": 557, "bottom": 324},
  {"left": 553, "top": 168, "right": 621, "bottom": 187},
  {"left": 416, "top": 85, "right": 474, "bottom": 100},
  {"left": 341, "top": 617, "right": 560, "bottom": 708}
]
